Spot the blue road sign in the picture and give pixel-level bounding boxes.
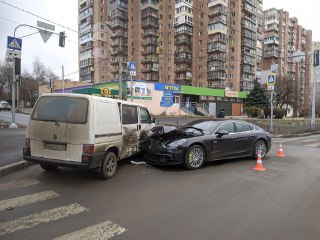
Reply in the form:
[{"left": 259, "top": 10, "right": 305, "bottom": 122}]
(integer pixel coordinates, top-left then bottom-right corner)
[
  {"left": 7, "top": 36, "right": 22, "bottom": 51},
  {"left": 128, "top": 61, "right": 136, "bottom": 72},
  {"left": 267, "top": 74, "right": 276, "bottom": 86},
  {"left": 162, "top": 96, "right": 174, "bottom": 102},
  {"left": 163, "top": 91, "right": 174, "bottom": 96}
]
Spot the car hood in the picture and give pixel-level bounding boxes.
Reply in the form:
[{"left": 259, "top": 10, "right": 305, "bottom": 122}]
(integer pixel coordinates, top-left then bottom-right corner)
[{"left": 141, "top": 125, "right": 203, "bottom": 148}]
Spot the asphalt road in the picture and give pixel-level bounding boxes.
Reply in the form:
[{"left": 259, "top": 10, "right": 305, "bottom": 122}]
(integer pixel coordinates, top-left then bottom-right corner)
[
  {"left": 0, "top": 111, "right": 30, "bottom": 127},
  {"left": 1, "top": 140, "right": 320, "bottom": 240},
  {"left": 0, "top": 128, "right": 25, "bottom": 167}
]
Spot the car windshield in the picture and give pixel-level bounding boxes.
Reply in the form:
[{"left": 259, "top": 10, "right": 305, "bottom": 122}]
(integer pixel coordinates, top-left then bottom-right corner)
[
  {"left": 188, "top": 121, "right": 220, "bottom": 135},
  {"left": 31, "top": 96, "right": 88, "bottom": 124}
]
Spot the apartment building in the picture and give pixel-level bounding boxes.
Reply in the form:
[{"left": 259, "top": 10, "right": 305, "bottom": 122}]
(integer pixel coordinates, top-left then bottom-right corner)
[
  {"left": 261, "top": 8, "right": 312, "bottom": 116},
  {"left": 78, "top": 0, "right": 263, "bottom": 92}
]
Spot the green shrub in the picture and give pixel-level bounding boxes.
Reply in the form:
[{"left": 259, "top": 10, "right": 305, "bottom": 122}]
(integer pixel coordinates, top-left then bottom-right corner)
[
  {"left": 273, "top": 108, "right": 287, "bottom": 119},
  {"left": 244, "top": 106, "right": 260, "bottom": 117}
]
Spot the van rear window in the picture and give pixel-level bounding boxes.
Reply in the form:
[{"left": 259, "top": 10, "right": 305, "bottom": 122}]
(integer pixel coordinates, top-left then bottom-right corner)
[{"left": 32, "top": 96, "right": 88, "bottom": 124}]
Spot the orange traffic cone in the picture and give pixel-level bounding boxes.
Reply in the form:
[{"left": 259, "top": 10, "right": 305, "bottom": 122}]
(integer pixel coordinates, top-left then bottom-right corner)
[
  {"left": 253, "top": 150, "right": 266, "bottom": 172},
  {"left": 276, "top": 143, "right": 286, "bottom": 157}
]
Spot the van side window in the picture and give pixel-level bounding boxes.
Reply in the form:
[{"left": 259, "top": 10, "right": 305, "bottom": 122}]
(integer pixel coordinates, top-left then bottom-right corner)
[
  {"left": 140, "top": 107, "right": 151, "bottom": 124},
  {"left": 122, "top": 105, "right": 138, "bottom": 124}
]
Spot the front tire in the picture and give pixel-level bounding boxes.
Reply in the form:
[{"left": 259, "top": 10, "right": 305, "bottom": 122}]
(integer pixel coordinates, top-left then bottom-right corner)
[
  {"left": 40, "top": 164, "right": 58, "bottom": 171},
  {"left": 253, "top": 140, "right": 267, "bottom": 159},
  {"left": 184, "top": 145, "right": 205, "bottom": 170},
  {"left": 98, "top": 152, "right": 118, "bottom": 179}
]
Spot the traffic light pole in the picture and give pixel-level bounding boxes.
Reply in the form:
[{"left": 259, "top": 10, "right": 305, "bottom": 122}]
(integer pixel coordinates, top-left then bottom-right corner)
[
  {"left": 270, "top": 90, "right": 273, "bottom": 132},
  {"left": 9, "top": 57, "right": 17, "bottom": 128}
]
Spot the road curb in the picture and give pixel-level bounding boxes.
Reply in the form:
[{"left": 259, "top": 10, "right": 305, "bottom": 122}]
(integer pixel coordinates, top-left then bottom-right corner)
[
  {"left": 272, "top": 131, "right": 320, "bottom": 138},
  {"left": 0, "top": 161, "right": 34, "bottom": 177}
]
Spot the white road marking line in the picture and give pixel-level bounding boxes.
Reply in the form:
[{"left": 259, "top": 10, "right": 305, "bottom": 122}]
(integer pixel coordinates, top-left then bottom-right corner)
[
  {"left": 54, "top": 220, "right": 126, "bottom": 240},
  {"left": 0, "top": 203, "right": 88, "bottom": 236},
  {"left": 0, "top": 190, "right": 60, "bottom": 211},
  {"left": 0, "top": 179, "right": 40, "bottom": 191},
  {"left": 300, "top": 139, "right": 317, "bottom": 143},
  {"left": 306, "top": 143, "right": 320, "bottom": 147}
]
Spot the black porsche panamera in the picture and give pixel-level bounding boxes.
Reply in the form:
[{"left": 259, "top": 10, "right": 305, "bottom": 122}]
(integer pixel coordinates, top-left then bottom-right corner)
[{"left": 141, "top": 119, "right": 272, "bottom": 170}]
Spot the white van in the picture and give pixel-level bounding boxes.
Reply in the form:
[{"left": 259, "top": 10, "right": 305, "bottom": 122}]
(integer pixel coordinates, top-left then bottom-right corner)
[{"left": 23, "top": 93, "right": 155, "bottom": 179}]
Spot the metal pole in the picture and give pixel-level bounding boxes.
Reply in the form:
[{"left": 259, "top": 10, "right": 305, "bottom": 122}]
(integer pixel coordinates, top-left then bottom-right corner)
[
  {"left": 311, "top": 67, "right": 317, "bottom": 128},
  {"left": 17, "top": 78, "right": 19, "bottom": 109},
  {"left": 130, "top": 75, "right": 133, "bottom": 102},
  {"left": 270, "top": 91, "right": 273, "bottom": 132},
  {"left": 118, "top": 37, "right": 122, "bottom": 100},
  {"left": 9, "top": 58, "right": 18, "bottom": 128},
  {"left": 62, "top": 65, "right": 64, "bottom": 93}
]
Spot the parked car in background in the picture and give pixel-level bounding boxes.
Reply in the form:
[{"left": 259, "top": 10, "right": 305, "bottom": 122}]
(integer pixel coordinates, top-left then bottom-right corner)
[
  {"left": 142, "top": 119, "right": 272, "bottom": 170},
  {"left": 0, "top": 100, "right": 11, "bottom": 111}
]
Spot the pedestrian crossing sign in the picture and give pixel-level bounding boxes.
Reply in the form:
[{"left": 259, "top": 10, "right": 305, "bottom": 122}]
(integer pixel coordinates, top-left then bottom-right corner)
[
  {"left": 7, "top": 36, "right": 22, "bottom": 51},
  {"left": 267, "top": 73, "right": 276, "bottom": 86},
  {"left": 128, "top": 61, "right": 136, "bottom": 71}
]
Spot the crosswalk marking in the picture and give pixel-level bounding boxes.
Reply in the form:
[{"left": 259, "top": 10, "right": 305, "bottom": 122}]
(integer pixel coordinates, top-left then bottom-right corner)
[
  {"left": 54, "top": 220, "right": 126, "bottom": 240},
  {"left": 0, "top": 203, "right": 88, "bottom": 236},
  {"left": 0, "top": 190, "right": 60, "bottom": 211},
  {"left": 0, "top": 179, "right": 40, "bottom": 191}
]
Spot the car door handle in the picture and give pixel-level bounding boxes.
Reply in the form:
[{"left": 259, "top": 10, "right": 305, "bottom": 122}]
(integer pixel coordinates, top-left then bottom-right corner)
[{"left": 137, "top": 124, "right": 141, "bottom": 130}]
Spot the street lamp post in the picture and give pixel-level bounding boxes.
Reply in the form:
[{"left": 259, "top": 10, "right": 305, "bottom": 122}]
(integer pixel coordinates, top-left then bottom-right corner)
[{"left": 105, "top": 21, "right": 122, "bottom": 100}]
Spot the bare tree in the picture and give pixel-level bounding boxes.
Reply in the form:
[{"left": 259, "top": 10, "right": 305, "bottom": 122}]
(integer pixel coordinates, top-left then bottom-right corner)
[
  {"left": 20, "top": 71, "right": 38, "bottom": 106},
  {"left": 0, "top": 61, "right": 13, "bottom": 99},
  {"left": 275, "top": 75, "right": 295, "bottom": 112}
]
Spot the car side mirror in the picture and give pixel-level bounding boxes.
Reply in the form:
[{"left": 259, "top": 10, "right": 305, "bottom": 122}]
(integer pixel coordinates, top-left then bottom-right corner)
[{"left": 215, "top": 129, "right": 229, "bottom": 138}]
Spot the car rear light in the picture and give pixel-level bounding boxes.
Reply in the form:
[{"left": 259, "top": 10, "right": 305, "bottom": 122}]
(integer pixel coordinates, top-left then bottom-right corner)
[
  {"left": 83, "top": 144, "right": 95, "bottom": 154},
  {"left": 25, "top": 138, "right": 30, "bottom": 148}
]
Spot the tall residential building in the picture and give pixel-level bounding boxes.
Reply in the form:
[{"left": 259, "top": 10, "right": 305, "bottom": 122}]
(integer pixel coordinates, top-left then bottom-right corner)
[
  {"left": 78, "top": 0, "right": 263, "bottom": 92},
  {"left": 261, "top": 8, "right": 312, "bottom": 116}
]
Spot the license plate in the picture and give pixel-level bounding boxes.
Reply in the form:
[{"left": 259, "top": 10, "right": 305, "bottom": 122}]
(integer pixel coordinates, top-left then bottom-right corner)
[{"left": 44, "top": 143, "right": 66, "bottom": 151}]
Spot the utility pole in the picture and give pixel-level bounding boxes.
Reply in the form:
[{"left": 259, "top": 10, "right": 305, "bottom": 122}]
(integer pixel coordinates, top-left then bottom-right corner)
[
  {"left": 9, "top": 58, "right": 17, "bottom": 128},
  {"left": 311, "top": 50, "right": 319, "bottom": 128},
  {"left": 62, "top": 65, "right": 65, "bottom": 93}
]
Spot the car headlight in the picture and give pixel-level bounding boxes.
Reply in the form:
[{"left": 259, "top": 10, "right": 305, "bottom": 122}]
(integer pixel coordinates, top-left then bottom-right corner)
[{"left": 167, "top": 139, "right": 187, "bottom": 147}]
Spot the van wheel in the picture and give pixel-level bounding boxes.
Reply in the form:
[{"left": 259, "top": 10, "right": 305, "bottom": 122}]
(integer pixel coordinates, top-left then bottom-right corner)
[
  {"left": 98, "top": 152, "right": 117, "bottom": 179},
  {"left": 40, "top": 164, "right": 58, "bottom": 171}
]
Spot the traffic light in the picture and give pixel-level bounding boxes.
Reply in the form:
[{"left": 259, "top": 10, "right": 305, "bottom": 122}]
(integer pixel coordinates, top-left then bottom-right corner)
[
  {"left": 14, "top": 57, "right": 21, "bottom": 75},
  {"left": 59, "top": 31, "right": 66, "bottom": 47},
  {"left": 314, "top": 50, "right": 319, "bottom": 66}
]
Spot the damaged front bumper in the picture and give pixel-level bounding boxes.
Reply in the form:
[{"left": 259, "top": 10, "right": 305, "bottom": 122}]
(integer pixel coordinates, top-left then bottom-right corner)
[{"left": 143, "top": 147, "right": 185, "bottom": 165}]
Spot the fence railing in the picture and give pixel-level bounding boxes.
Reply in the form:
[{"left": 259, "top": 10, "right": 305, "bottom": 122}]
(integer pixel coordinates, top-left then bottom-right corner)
[{"left": 247, "top": 120, "right": 320, "bottom": 134}]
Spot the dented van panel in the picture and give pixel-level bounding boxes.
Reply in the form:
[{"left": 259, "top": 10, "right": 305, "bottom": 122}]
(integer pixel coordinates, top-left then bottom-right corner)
[{"left": 122, "top": 127, "right": 139, "bottom": 158}]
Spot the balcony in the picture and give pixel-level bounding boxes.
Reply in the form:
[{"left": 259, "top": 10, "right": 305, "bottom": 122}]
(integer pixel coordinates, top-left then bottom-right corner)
[
  {"left": 142, "top": 39, "right": 158, "bottom": 46},
  {"left": 110, "top": 12, "right": 128, "bottom": 21},
  {"left": 207, "top": 45, "right": 226, "bottom": 53},
  {"left": 141, "top": 11, "right": 158, "bottom": 19},
  {"left": 243, "top": 3, "right": 256, "bottom": 15},
  {"left": 264, "top": 49, "right": 280, "bottom": 58},
  {"left": 174, "top": 56, "right": 192, "bottom": 64},
  {"left": 207, "top": 37, "right": 227, "bottom": 44},
  {"left": 141, "top": 31, "right": 159, "bottom": 37},
  {"left": 142, "top": 49, "right": 157, "bottom": 55},
  {"left": 174, "top": 65, "right": 191, "bottom": 72},
  {"left": 208, "top": 0, "right": 228, "bottom": 8},
  {"left": 141, "top": 1, "right": 159, "bottom": 11},
  {"left": 141, "top": 67, "right": 159, "bottom": 73},
  {"left": 207, "top": 65, "right": 226, "bottom": 72},
  {"left": 207, "top": 56, "right": 225, "bottom": 62},
  {"left": 141, "top": 19, "right": 158, "bottom": 29},
  {"left": 208, "top": 8, "right": 227, "bottom": 17},
  {"left": 174, "top": 29, "right": 193, "bottom": 36},
  {"left": 242, "top": 41, "right": 256, "bottom": 49},
  {"left": 207, "top": 72, "right": 226, "bottom": 81},
  {"left": 110, "top": 20, "right": 127, "bottom": 29},
  {"left": 175, "top": 36, "right": 192, "bottom": 46},
  {"left": 141, "top": 57, "right": 159, "bottom": 64}
]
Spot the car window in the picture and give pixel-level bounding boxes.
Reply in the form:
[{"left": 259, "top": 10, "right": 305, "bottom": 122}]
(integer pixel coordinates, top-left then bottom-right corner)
[
  {"left": 140, "top": 107, "right": 151, "bottom": 124},
  {"left": 31, "top": 96, "right": 88, "bottom": 124},
  {"left": 122, "top": 104, "right": 138, "bottom": 124},
  {"left": 190, "top": 121, "right": 220, "bottom": 135},
  {"left": 235, "top": 122, "right": 249, "bottom": 132},
  {"left": 217, "top": 122, "right": 235, "bottom": 133},
  {"left": 247, "top": 124, "right": 254, "bottom": 131}
]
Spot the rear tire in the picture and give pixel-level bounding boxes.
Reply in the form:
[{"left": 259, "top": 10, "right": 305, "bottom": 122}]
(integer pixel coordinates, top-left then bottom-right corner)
[
  {"left": 40, "top": 164, "right": 58, "bottom": 171},
  {"left": 184, "top": 145, "right": 205, "bottom": 170},
  {"left": 98, "top": 152, "right": 118, "bottom": 179}
]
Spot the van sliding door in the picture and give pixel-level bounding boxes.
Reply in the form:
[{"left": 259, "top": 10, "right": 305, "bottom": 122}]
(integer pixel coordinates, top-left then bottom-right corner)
[{"left": 121, "top": 104, "right": 139, "bottom": 158}]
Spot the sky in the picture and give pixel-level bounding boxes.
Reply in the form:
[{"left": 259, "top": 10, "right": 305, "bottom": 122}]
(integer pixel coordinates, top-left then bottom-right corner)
[{"left": 0, "top": 0, "right": 319, "bottom": 82}]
